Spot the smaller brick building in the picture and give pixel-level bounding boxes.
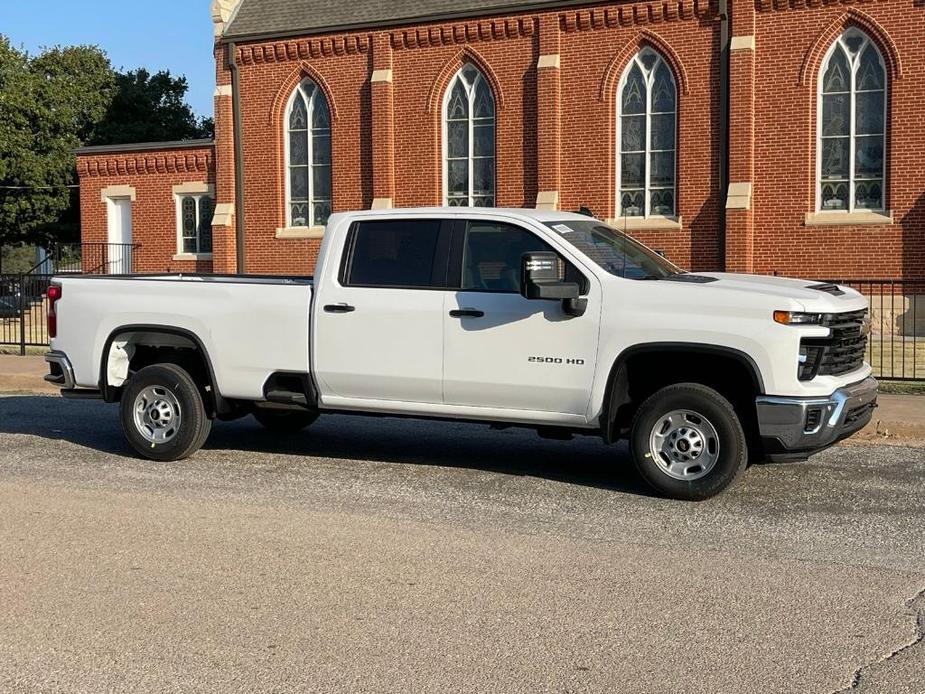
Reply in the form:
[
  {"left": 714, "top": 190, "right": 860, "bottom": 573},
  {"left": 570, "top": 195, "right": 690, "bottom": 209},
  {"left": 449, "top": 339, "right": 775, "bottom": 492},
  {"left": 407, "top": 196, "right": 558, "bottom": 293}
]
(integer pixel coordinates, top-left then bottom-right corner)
[{"left": 76, "top": 0, "right": 925, "bottom": 284}]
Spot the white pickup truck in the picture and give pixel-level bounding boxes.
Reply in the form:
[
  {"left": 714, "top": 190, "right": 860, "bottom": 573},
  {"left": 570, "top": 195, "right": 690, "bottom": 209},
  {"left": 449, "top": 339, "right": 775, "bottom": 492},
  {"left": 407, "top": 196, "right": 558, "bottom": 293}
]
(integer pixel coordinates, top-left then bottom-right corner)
[{"left": 45, "top": 208, "right": 877, "bottom": 500}]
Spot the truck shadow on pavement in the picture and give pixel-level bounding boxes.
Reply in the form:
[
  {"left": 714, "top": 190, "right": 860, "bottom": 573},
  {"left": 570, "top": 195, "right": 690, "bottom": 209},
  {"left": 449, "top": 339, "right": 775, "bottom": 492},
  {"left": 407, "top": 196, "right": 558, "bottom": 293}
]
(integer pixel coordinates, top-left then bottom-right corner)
[{"left": 0, "top": 396, "right": 651, "bottom": 496}]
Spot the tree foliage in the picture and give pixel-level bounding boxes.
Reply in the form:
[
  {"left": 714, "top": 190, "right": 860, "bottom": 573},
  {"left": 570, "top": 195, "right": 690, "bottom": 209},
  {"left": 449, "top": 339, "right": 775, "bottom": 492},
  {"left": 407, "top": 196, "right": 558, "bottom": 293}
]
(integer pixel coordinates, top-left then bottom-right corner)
[
  {"left": 0, "top": 38, "right": 113, "bottom": 246},
  {"left": 87, "top": 68, "right": 213, "bottom": 146},
  {"left": 0, "top": 38, "right": 212, "bottom": 249}
]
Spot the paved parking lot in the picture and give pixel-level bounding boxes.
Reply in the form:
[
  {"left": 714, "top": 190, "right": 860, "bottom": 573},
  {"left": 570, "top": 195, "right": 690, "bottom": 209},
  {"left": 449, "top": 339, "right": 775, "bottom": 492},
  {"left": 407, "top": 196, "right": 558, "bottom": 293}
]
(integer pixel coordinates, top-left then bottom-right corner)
[{"left": 0, "top": 394, "right": 923, "bottom": 693}]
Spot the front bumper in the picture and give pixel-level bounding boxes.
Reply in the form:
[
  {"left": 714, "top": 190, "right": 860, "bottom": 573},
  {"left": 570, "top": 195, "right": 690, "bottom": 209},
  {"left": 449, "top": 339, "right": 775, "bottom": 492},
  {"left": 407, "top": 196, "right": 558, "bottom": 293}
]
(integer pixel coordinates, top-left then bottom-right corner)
[{"left": 756, "top": 377, "right": 878, "bottom": 461}]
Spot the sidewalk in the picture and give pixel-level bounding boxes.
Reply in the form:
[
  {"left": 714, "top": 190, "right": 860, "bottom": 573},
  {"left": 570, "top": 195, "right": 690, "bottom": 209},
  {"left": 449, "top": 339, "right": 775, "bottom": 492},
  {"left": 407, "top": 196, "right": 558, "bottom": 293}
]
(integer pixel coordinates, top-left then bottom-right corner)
[
  {"left": 0, "top": 354, "right": 59, "bottom": 395},
  {"left": 1, "top": 354, "right": 923, "bottom": 442}
]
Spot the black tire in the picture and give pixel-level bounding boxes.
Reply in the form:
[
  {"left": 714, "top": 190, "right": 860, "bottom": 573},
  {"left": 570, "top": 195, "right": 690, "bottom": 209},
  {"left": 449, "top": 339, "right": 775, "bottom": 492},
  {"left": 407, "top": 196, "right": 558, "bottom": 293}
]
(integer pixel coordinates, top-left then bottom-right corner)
[
  {"left": 252, "top": 407, "right": 318, "bottom": 434},
  {"left": 119, "top": 363, "right": 212, "bottom": 462},
  {"left": 630, "top": 383, "right": 747, "bottom": 501}
]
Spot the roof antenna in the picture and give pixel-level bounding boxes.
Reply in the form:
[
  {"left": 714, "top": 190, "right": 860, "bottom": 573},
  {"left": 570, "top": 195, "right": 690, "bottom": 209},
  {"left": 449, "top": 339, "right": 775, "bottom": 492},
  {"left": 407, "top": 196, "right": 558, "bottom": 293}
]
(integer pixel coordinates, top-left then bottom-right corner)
[{"left": 576, "top": 205, "right": 595, "bottom": 218}]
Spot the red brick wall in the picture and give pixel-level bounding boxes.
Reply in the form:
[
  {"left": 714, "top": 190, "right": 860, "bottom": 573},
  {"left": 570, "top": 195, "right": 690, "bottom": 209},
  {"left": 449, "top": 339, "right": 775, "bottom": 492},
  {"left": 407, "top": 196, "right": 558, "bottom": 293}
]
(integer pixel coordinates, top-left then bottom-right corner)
[
  {"left": 747, "top": 0, "right": 924, "bottom": 280},
  {"left": 224, "top": 0, "right": 725, "bottom": 276},
  {"left": 77, "top": 0, "right": 925, "bottom": 281},
  {"left": 76, "top": 146, "right": 215, "bottom": 274}
]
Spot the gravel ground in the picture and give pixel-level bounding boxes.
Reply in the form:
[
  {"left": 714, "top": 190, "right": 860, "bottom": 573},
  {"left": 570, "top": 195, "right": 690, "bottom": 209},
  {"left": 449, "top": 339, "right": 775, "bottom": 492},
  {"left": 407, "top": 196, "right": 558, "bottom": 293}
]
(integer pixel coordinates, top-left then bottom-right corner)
[{"left": 0, "top": 394, "right": 923, "bottom": 694}]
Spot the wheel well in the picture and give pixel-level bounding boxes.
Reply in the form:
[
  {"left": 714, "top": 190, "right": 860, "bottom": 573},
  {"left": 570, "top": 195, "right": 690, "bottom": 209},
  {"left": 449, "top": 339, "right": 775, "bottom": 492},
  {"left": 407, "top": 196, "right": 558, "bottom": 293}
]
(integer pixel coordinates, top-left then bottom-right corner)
[
  {"left": 603, "top": 347, "right": 763, "bottom": 444},
  {"left": 101, "top": 329, "right": 217, "bottom": 415}
]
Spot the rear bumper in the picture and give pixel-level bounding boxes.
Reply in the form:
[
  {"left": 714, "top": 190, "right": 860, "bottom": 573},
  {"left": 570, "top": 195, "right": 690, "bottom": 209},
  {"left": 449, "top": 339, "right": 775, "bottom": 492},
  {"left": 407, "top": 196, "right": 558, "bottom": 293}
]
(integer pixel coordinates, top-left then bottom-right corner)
[
  {"left": 44, "top": 351, "right": 102, "bottom": 399},
  {"left": 756, "top": 377, "right": 878, "bottom": 461},
  {"left": 44, "top": 350, "right": 75, "bottom": 389}
]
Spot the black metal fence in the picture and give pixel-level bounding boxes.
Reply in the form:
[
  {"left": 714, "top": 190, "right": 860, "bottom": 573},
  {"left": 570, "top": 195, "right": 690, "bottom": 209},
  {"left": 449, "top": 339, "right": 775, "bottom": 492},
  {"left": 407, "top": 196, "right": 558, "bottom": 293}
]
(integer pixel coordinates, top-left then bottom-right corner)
[
  {"left": 1, "top": 263, "right": 924, "bottom": 381},
  {"left": 827, "top": 279, "right": 924, "bottom": 382},
  {"left": 0, "top": 243, "right": 139, "bottom": 354}
]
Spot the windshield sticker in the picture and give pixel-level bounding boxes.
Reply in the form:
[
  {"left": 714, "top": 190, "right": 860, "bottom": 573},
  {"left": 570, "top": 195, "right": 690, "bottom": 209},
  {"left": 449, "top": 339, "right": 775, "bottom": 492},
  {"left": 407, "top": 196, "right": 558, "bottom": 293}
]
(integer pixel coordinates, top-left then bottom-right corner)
[{"left": 552, "top": 224, "right": 574, "bottom": 234}]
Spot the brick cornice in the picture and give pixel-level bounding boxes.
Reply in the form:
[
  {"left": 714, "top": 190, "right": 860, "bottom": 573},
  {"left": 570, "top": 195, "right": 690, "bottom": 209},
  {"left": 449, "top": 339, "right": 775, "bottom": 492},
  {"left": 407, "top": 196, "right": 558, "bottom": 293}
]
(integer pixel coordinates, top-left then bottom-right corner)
[
  {"left": 755, "top": 0, "right": 890, "bottom": 12},
  {"left": 390, "top": 16, "right": 535, "bottom": 50},
  {"left": 559, "top": 0, "right": 716, "bottom": 32},
  {"left": 236, "top": 35, "right": 369, "bottom": 66},
  {"left": 77, "top": 152, "right": 214, "bottom": 178}
]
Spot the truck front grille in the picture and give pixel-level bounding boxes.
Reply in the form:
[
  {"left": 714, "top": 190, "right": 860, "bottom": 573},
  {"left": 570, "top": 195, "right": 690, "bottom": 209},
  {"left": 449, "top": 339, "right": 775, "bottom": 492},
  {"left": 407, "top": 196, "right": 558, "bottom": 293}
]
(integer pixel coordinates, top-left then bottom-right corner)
[{"left": 800, "top": 309, "right": 868, "bottom": 380}]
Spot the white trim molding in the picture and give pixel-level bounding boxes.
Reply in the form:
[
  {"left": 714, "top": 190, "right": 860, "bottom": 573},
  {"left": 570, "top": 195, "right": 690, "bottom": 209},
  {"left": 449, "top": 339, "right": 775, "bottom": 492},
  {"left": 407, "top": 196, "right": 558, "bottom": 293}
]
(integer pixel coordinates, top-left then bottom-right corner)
[
  {"left": 172, "top": 253, "right": 214, "bottom": 261},
  {"left": 172, "top": 182, "right": 215, "bottom": 196},
  {"left": 730, "top": 36, "right": 756, "bottom": 51},
  {"left": 725, "top": 182, "right": 753, "bottom": 210},
  {"left": 100, "top": 185, "right": 136, "bottom": 202},
  {"left": 535, "top": 190, "right": 559, "bottom": 210},
  {"left": 211, "top": 0, "right": 244, "bottom": 36},
  {"left": 212, "top": 202, "right": 234, "bottom": 227},
  {"left": 605, "top": 216, "right": 683, "bottom": 231},
  {"left": 537, "top": 54, "right": 561, "bottom": 70},
  {"left": 371, "top": 69, "right": 393, "bottom": 84},
  {"left": 804, "top": 210, "right": 893, "bottom": 227},
  {"left": 276, "top": 226, "right": 325, "bottom": 239}
]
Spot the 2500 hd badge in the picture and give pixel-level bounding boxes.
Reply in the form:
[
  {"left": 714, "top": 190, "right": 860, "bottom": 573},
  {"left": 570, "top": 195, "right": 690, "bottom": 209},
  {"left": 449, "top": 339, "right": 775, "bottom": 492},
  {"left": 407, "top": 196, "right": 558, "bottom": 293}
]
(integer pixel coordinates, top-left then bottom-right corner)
[{"left": 528, "top": 356, "right": 586, "bottom": 365}]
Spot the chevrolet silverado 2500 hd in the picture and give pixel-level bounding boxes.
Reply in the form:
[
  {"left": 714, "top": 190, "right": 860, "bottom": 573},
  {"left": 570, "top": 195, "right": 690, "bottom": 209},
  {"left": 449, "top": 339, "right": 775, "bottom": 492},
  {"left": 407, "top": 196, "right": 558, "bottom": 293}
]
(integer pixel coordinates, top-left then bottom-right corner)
[{"left": 44, "top": 209, "right": 878, "bottom": 500}]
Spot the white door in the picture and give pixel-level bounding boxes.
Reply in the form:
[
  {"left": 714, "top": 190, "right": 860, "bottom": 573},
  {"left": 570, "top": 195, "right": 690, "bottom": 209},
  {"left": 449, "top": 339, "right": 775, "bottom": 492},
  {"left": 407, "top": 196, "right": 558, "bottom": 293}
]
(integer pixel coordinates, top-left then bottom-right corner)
[
  {"left": 443, "top": 220, "right": 600, "bottom": 415},
  {"left": 106, "top": 197, "right": 133, "bottom": 273},
  {"left": 312, "top": 218, "right": 451, "bottom": 405}
]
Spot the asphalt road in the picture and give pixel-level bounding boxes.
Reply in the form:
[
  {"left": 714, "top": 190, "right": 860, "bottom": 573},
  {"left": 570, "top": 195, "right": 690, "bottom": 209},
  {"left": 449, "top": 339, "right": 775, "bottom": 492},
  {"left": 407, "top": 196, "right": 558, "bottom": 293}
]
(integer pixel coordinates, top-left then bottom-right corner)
[{"left": 0, "top": 395, "right": 923, "bottom": 694}]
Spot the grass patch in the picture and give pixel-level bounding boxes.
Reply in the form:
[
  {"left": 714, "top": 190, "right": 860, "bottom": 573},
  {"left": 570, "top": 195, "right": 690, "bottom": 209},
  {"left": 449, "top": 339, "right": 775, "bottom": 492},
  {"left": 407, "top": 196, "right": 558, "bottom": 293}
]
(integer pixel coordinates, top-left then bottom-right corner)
[{"left": 877, "top": 380, "right": 925, "bottom": 395}]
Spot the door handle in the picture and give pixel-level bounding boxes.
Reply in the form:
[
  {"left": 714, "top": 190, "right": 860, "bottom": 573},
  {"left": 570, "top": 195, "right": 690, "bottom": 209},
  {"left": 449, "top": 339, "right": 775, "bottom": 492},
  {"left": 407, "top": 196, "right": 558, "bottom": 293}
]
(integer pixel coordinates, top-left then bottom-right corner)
[
  {"left": 324, "top": 303, "right": 355, "bottom": 313},
  {"left": 449, "top": 309, "right": 484, "bottom": 318}
]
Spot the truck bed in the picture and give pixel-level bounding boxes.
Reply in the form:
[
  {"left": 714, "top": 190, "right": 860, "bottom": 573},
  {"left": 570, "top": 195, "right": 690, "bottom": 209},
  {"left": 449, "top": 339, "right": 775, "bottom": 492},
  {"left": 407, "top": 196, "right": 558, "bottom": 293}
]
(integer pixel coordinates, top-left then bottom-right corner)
[{"left": 51, "top": 273, "right": 314, "bottom": 400}]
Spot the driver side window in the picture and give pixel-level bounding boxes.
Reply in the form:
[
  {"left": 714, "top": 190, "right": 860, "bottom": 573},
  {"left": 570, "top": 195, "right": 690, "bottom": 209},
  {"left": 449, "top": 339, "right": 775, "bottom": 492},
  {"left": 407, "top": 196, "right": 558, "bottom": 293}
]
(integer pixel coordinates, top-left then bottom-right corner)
[{"left": 460, "top": 221, "right": 586, "bottom": 293}]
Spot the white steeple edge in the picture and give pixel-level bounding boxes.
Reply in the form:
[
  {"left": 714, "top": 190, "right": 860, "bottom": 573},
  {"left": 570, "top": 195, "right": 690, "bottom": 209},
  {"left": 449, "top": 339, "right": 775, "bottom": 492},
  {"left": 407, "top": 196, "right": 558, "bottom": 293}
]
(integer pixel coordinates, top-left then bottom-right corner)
[{"left": 211, "top": 0, "right": 244, "bottom": 36}]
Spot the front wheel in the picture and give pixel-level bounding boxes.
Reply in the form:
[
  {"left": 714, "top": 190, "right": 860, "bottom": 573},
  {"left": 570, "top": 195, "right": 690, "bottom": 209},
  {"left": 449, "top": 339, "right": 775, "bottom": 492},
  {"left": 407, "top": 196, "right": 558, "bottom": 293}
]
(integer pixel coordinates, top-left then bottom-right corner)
[
  {"left": 630, "top": 383, "right": 747, "bottom": 501},
  {"left": 119, "top": 363, "right": 212, "bottom": 462}
]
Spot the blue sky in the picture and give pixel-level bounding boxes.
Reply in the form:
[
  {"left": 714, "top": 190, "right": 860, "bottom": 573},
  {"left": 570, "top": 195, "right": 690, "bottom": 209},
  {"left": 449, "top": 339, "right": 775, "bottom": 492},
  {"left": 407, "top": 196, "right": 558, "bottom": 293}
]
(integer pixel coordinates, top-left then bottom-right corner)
[{"left": 0, "top": 1, "right": 215, "bottom": 118}]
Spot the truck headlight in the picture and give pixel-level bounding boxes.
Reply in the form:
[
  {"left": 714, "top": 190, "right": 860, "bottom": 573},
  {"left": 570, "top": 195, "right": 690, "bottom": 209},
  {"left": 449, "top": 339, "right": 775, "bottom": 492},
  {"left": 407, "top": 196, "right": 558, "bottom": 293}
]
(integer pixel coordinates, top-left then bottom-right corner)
[{"left": 774, "top": 311, "right": 824, "bottom": 325}]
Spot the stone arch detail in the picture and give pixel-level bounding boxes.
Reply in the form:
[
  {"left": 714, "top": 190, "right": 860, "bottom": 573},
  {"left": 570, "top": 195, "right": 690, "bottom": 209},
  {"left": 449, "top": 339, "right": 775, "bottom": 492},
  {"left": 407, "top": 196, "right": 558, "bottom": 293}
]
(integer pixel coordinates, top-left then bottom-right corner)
[
  {"left": 599, "top": 30, "right": 690, "bottom": 103},
  {"left": 426, "top": 47, "right": 505, "bottom": 114},
  {"left": 799, "top": 8, "right": 902, "bottom": 87}
]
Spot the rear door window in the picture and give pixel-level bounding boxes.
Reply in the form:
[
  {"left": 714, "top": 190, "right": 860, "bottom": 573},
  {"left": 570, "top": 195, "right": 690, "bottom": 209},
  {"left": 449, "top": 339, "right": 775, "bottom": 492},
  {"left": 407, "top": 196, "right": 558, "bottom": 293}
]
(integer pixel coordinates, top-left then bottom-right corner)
[{"left": 342, "top": 219, "right": 451, "bottom": 288}]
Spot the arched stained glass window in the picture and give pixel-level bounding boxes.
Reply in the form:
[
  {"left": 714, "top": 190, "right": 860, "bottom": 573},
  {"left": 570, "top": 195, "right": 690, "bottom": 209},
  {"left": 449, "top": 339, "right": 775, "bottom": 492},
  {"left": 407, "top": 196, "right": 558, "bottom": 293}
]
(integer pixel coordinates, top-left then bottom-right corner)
[
  {"left": 818, "top": 29, "right": 886, "bottom": 212},
  {"left": 442, "top": 64, "right": 496, "bottom": 207},
  {"left": 617, "top": 48, "right": 677, "bottom": 218},
  {"left": 286, "top": 78, "right": 332, "bottom": 227}
]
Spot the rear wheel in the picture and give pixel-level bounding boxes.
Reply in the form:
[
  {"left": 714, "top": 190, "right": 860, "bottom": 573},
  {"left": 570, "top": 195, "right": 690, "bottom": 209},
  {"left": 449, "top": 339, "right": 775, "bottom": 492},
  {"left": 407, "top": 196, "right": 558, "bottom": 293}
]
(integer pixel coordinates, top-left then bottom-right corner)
[
  {"left": 630, "top": 383, "right": 747, "bottom": 500},
  {"left": 119, "top": 363, "right": 212, "bottom": 462},
  {"left": 253, "top": 407, "right": 318, "bottom": 434}
]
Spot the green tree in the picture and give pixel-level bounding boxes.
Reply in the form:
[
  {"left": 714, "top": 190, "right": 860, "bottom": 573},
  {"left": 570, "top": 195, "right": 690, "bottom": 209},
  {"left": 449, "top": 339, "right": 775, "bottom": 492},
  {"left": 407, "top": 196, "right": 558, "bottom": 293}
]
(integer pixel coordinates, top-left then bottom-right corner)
[
  {"left": 0, "top": 38, "right": 114, "bottom": 248},
  {"left": 88, "top": 68, "right": 213, "bottom": 145}
]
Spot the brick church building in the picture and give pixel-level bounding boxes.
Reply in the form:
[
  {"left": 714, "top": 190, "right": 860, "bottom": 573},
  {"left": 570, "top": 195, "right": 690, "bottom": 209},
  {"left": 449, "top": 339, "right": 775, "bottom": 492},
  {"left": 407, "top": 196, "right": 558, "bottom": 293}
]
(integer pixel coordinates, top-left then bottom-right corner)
[{"left": 76, "top": 0, "right": 924, "bottom": 281}]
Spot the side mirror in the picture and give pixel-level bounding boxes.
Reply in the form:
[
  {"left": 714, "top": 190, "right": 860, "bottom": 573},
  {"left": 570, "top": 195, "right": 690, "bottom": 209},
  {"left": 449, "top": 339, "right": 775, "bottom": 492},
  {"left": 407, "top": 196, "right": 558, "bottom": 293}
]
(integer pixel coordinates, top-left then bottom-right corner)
[{"left": 520, "top": 252, "right": 587, "bottom": 317}]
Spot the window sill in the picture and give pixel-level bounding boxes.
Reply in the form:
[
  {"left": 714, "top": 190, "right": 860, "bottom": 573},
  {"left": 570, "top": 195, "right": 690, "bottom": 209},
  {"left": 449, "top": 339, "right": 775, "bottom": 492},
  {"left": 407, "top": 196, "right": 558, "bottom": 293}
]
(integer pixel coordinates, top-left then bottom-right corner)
[
  {"left": 804, "top": 211, "right": 893, "bottom": 227},
  {"left": 172, "top": 253, "right": 213, "bottom": 261},
  {"left": 604, "top": 216, "right": 683, "bottom": 231},
  {"left": 276, "top": 226, "right": 325, "bottom": 239}
]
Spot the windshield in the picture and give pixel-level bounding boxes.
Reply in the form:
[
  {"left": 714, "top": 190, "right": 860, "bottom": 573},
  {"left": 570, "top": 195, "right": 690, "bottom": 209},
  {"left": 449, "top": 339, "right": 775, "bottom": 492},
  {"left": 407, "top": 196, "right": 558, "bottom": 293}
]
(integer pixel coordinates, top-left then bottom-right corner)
[{"left": 543, "top": 220, "right": 682, "bottom": 280}]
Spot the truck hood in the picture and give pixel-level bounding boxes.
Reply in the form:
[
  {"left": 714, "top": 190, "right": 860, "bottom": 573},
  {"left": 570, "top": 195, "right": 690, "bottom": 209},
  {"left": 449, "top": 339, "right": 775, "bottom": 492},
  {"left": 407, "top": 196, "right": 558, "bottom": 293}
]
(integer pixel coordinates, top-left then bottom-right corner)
[{"left": 692, "top": 272, "right": 867, "bottom": 312}]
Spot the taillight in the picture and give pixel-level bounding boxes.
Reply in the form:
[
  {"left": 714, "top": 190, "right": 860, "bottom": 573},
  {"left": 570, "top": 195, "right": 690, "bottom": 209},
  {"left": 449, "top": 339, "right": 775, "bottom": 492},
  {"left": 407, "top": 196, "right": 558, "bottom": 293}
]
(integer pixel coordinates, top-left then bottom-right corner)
[{"left": 47, "top": 284, "right": 61, "bottom": 339}]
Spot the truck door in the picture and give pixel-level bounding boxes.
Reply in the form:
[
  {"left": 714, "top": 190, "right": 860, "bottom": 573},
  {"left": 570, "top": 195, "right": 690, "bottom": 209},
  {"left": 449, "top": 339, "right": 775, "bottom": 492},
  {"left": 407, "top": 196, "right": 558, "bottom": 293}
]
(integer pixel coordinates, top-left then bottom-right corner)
[
  {"left": 443, "top": 219, "right": 601, "bottom": 416},
  {"left": 312, "top": 218, "right": 452, "bottom": 405}
]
